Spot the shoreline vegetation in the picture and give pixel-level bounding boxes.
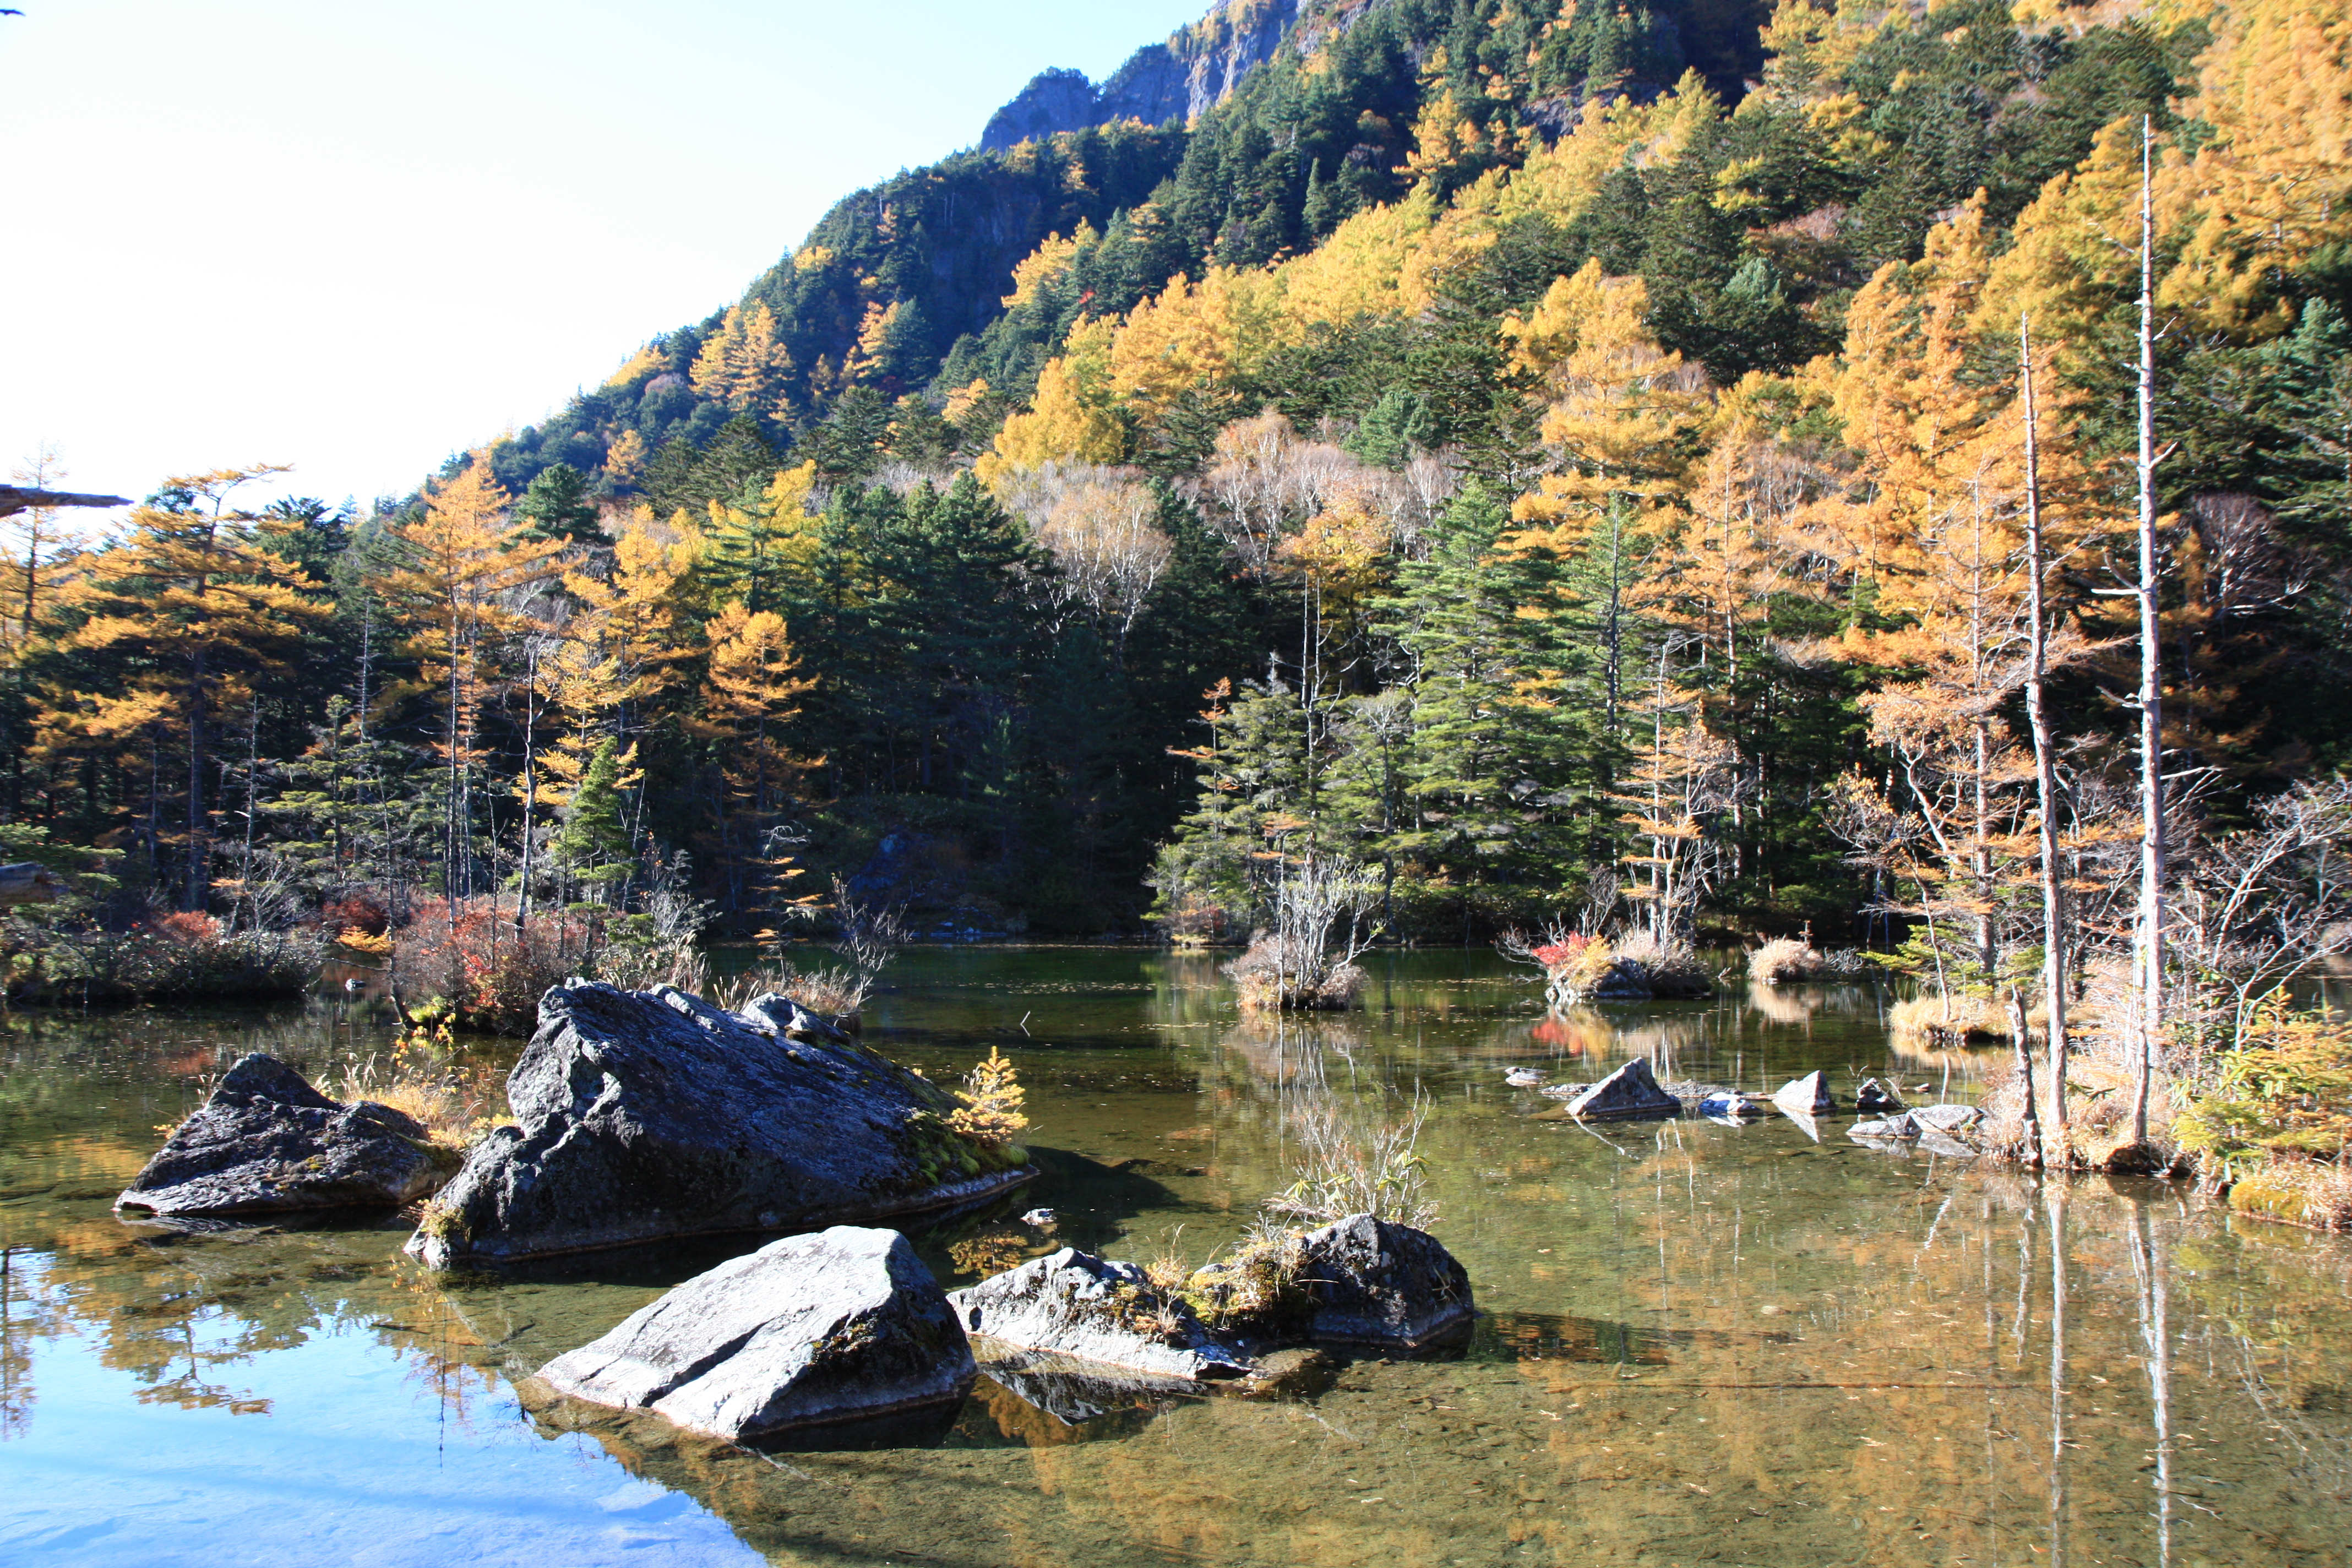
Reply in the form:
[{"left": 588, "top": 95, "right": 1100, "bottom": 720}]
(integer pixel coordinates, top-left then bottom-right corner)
[{"left": 7, "top": 3, "right": 2350, "bottom": 1226}]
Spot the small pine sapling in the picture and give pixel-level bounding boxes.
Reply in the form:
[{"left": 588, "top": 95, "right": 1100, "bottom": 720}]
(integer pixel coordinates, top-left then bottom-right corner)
[{"left": 949, "top": 1047, "right": 1028, "bottom": 1147}]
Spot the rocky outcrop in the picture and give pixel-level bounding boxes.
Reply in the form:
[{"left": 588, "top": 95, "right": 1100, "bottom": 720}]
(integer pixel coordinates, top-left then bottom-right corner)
[
  {"left": 406, "top": 981, "right": 1035, "bottom": 1268},
  {"left": 951, "top": 1248, "right": 1253, "bottom": 1381},
  {"left": 1562, "top": 1058, "right": 1681, "bottom": 1121},
  {"left": 1773, "top": 1071, "right": 1836, "bottom": 1117},
  {"left": 533, "top": 1227, "right": 974, "bottom": 1440},
  {"left": 1298, "top": 1215, "right": 1473, "bottom": 1348},
  {"left": 979, "top": 0, "right": 1313, "bottom": 150},
  {"left": 116, "top": 1053, "right": 447, "bottom": 1217}
]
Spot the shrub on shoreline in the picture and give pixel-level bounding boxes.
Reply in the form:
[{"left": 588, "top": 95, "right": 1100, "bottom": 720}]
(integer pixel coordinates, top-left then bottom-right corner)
[{"left": 6, "top": 923, "right": 322, "bottom": 1006}]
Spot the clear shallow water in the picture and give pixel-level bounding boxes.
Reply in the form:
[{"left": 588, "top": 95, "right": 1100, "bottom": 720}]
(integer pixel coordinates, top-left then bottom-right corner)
[{"left": 3, "top": 949, "right": 2349, "bottom": 1567}]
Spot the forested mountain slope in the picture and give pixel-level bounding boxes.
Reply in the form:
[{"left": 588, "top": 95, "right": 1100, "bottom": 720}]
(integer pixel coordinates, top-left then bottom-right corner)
[
  {"left": 6, "top": 0, "right": 2349, "bottom": 974},
  {"left": 480, "top": 0, "right": 1779, "bottom": 519}
]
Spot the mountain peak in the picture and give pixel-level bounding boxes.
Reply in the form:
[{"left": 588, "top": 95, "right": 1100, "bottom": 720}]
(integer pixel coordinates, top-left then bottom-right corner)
[{"left": 979, "top": 0, "right": 1306, "bottom": 151}]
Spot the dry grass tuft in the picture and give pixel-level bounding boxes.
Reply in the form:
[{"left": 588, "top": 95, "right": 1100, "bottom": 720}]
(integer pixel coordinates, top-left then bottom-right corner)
[
  {"left": 2225, "top": 1158, "right": 2352, "bottom": 1232},
  {"left": 1182, "top": 1214, "right": 1313, "bottom": 1334},
  {"left": 1265, "top": 1096, "right": 1436, "bottom": 1229},
  {"left": 1890, "top": 993, "right": 2016, "bottom": 1044},
  {"left": 703, "top": 959, "right": 871, "bottom": 1019},
  {"left": 336, "top": 1022, "right": 508, "bottom": 1162},
  {"left": 1749, "top": 937, "right": 1827, "bottom": 984}
]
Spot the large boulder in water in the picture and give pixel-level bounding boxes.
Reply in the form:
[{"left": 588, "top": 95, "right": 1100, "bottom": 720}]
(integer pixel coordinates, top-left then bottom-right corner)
[
  {"left": 405, "top": 981, "right": 1036, "bottom": 1268},
  {"left": 116, "top": 1053, "right": 447, "bottom": 1217},
  {"left": 533, "top": 1226, "right": 973, "bottom": 1440},
  {"left": 949, "top": 1248, "right": 1254, "bottom": 1382},
  {"left": 1562, "top": 1058, "right": 1681, "bottom": 1121},
  {"left": 1298, "top": 1214, "right": 1474, "bottom": 1348}
]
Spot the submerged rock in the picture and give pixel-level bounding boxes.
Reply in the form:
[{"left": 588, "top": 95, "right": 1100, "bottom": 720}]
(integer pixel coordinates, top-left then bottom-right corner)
[
  {"left": 1910, "top": 1102, "right": 1985, "bottom": 1134},
  {"left": 952, "top": 1248, "right": 1253, "bottom": 1381},
  {"left": 1696, "top": 1090, "right": 1773, "bottom": 1120},
  {"left": 533, "top": 1226, "right": 973, "bottom": 1440},
  {"left": 1298, "top": 1215, "right": 1475, "bottom": 1348},
  {"left": 1562, "top": 1058, "right": 1681, "bottom": 1121},
  {"left": 1503, "top": 1067, "right": 1544, "bottom": 1088},
  {"left": 116, "top": 1053, "right": 447, "bottom": 1217},
  {"left": 406, "top": 981, "right": 1035, "bottom": 1268},
  {"left": 1846, "top": 1103, "right": 1984, "bottom": 1153},
  {"left": 1773, "top": 1071, "right": 1836, "bottom": 1117}
]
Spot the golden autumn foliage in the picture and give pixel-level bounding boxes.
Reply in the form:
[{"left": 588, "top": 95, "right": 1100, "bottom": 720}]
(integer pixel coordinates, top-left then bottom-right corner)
[{"left": 690, "top": 301, "right": 794, "bottom": 415}]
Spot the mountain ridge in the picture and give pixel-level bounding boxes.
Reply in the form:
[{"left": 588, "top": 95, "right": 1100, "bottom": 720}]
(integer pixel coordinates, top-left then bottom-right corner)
[{"left": 979, "top": 0, "right": 1308, "bottom": 151}]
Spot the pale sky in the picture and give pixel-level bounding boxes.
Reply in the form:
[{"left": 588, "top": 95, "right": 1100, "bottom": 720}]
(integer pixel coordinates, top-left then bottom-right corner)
[{"left": 0, "top": 0, "right": 1205, "bottom": 519}]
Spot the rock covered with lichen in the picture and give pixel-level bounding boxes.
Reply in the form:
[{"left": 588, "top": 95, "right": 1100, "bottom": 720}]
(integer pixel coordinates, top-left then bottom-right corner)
[
  {"left": 116, "top": 1053, "right": 448, "bottom": 1218},
  {"left": 405, "top": 981, "right": 1036, "bottom": 1268},
  {"left": 1296, "top": 1214, "right": 1475, "bottom": 1348},
  {"left": 950, "top": 1215, "right": 1477, "bottom": 1384},
  {"left": 950, "top": 1248, "right": 1254, "bottom": 1381},
  {"left": 533, "top": 1226, "right": 974, "bottom": 1439}
]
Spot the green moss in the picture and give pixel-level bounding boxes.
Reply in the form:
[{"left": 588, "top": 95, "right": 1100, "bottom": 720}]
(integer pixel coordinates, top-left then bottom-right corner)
[{"left": 416, "top": 1200, "right": 469, "bottom": 1246}]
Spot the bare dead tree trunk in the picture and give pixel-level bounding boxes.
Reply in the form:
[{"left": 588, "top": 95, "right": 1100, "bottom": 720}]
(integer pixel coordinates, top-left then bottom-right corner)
[
  {"left": 517, "top": 638, "right": 540, "bottom": 939},
  {"left": 2131, "top": 117, "right": 2166, "bottom": 1147},
  {"left": 2010, "top": 987, "right": 2042, "bottom": 1168},
  {"left": 2021, "top": 314, "right": 2071, "bottom": 1158}
]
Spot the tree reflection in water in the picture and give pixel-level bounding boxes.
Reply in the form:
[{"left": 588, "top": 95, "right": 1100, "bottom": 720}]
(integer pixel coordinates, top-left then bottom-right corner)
[{"left": 1, "top": 959, "right": 2348, "bottom": 1567}]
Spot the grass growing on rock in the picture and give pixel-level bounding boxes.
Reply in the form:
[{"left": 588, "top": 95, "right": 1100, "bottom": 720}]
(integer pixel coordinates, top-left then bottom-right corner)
[{"left": 336, "top": 1021, "right": 509, "bottom": 1164}]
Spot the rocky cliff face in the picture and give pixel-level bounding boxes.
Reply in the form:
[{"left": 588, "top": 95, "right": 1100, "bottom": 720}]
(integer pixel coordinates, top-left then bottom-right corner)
[{"left": 981, "top": 0, "right": 1311, "bottom": 151}]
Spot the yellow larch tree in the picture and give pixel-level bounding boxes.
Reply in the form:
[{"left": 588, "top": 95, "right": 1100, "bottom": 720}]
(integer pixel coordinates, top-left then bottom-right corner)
[
  {"left": 1813, "top": 199, "right": 2101, "bottom": 988},
  {"left": 545, "top": 512, "right": 696, "bottom": 807},
  {"left": 51, "top": 466, "right": 326, "bottom": 908},
  {"left": 978, "top": 318, "right": 1128, "bottom": 482},
  {"left": 382, "top": 462, "right": 565, "bottom": 906},
  {"left": 688, "top": 601, "right": 818, "bottom": 916},
  {"left": 691, "top": 301, "right": 794, "bottom": 412}
]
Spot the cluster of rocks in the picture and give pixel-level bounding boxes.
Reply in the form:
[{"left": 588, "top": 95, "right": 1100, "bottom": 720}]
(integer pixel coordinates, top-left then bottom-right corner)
[
  {"left": 1510, "top": 1059, "right": 1985, "bottom": 1151},
  {"left": 113, "top": 976, "right": 1482, "bottom": 1447},
  {"left": 525, "top": 1208, "right": 1474, "bottom": 1442},
  {"left": 112, "top": 980, "right": 1041, "bottom": 1266}
]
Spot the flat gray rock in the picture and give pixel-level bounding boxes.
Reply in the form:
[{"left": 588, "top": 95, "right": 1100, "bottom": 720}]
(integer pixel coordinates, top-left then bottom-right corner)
[
  {"left": 1910, "top": 1103, "right": 1985, "bottom": 1133},
  {"left": 1848, "top": 1117, "right": 1913, "bottom": 1142},
  {"left": 1298, "top": 1215, "right": 1475, "bottom": 1348},
  {"left": 117, "top": 1054, "right": 445, "bottom": 1217},
  {"left": 1845, "top": 1105, "right": 1983, "bottom": 1154},
  {"left": 1773, "top": 1071, "right": 1835, "bottom": 1117},
  {"left": 1696, "top": 1090, "right": 1773, "bottom": 1120},
  {"left": 951, "top": 1248, "right": 1252, "bottom": 1382},
  {"left": 406, "top": 981, "right": 1036, "bottom": 1268},
  {"left": 535, "top": 1226, "right": 973, "bottom": 1440},
  {"left": 1563, "top": 1058, "right": 1681, "bottom": 1121}
]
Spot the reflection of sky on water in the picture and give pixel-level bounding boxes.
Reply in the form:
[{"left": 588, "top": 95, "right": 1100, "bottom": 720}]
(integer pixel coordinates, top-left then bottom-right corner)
[
  {"left": 1, "top": 950, "right": 2348, "bottom": 1566},
  {"left": 1, "top": 1291, "right": 758, "bottom": 1568}
]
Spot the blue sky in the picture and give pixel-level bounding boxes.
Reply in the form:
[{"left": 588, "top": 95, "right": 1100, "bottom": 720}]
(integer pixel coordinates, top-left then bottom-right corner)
[{"left": 0, "top": 0, "right": 1205, "bottom": 513}]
